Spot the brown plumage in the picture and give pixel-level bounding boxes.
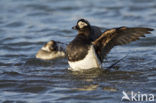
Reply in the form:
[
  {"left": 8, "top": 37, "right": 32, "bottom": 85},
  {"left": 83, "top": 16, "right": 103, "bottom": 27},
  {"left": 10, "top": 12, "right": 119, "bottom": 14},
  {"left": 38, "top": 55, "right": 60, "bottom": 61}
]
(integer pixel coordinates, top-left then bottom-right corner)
[{"left": 92, "top": 26, "right": 154, "bottom": 62}]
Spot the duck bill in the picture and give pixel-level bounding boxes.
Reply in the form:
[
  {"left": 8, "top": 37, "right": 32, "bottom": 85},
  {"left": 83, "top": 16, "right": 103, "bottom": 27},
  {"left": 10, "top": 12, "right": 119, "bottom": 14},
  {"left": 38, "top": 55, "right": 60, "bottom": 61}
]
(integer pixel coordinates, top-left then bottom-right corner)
[{"left": 72, "top": 25, "right": 78, "bottom": 30}]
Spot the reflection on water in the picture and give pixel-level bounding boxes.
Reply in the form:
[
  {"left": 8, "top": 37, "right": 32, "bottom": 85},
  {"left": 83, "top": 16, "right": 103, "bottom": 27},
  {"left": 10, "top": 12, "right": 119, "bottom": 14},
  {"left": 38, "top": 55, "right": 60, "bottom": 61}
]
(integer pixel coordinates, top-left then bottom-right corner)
[
  {"left": 73, "top": 84, "right": 99, "bottom": 91},
  {"left": 0, "top": 0, "right": 156, "bottom": 102}
]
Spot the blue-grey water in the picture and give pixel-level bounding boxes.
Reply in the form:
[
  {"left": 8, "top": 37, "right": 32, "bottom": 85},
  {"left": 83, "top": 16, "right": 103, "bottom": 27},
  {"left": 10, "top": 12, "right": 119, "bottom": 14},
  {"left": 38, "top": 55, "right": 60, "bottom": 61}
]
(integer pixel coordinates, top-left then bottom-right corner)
[{"left": 0, "top": 0, "right": 156, "bottom": 103}]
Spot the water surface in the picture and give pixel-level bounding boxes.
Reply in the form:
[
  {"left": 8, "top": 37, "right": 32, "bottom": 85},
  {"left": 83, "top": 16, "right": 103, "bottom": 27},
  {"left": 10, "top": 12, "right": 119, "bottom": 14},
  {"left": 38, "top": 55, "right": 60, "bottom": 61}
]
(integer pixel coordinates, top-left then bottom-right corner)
[{"left": 0, "top": 0, "right": 156, "bottom": 103}]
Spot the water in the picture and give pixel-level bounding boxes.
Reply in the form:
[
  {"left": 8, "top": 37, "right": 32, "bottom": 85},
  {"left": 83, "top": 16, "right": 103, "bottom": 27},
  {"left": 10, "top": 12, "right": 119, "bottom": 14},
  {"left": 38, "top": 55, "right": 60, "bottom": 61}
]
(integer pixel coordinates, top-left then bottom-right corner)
[{"left": 0, "top": 0, "right": 156, "bottom": 102}]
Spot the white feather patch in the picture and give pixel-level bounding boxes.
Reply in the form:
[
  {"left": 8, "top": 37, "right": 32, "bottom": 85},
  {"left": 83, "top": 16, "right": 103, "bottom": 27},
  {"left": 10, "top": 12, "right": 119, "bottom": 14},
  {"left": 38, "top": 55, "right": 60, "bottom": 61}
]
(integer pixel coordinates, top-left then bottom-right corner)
[
  {"left": 78, "top": 21, "right": 88, "bottom": 28},
  {"left": 36, "top": 50, "right": 65, "bottom": 60},
  {"left": 68, "top": 45, "right": 101, "bottom": 71}
]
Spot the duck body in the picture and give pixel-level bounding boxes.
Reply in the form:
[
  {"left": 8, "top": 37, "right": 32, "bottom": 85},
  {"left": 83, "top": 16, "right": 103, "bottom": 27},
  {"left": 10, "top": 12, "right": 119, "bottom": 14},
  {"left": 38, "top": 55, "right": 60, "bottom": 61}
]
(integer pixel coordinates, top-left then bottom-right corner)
[
  {"left": 66, "top": 34, "right": 101, "bottom": 71},
  {"left": 36, "top": 48, "right": 65, "bottom": 60}
]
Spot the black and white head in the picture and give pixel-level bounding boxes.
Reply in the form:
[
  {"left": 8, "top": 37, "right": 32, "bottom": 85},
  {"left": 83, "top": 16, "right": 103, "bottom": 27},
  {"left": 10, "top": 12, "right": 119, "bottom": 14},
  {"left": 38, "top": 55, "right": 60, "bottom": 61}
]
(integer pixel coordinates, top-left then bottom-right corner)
[
  {"left": 41, "top": 40, "right": 67, "bottom": 52},
  {"left": 72, "top": 19, "right": 91, "bottom": 31},
  {"left": 41, "top": 40, "right": 57, "bottom": 52}
]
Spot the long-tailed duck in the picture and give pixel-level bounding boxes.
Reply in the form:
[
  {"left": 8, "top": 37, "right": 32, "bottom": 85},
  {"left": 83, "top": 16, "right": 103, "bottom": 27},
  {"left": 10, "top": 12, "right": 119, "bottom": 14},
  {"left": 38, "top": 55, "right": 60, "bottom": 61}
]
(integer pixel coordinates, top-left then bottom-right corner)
[
  {"left": 36, "top": 40, "right": 66, "bottom": 60},
  {"left": 66, "top": 19, "right": 153, "bottom": 71}
]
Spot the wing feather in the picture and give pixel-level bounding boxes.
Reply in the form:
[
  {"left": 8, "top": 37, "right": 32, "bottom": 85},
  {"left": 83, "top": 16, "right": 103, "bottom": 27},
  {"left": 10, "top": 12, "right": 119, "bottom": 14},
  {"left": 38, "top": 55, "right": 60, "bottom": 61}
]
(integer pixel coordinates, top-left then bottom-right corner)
[{"left": 93, "top": 27, "right": 154, "bottom": 62}]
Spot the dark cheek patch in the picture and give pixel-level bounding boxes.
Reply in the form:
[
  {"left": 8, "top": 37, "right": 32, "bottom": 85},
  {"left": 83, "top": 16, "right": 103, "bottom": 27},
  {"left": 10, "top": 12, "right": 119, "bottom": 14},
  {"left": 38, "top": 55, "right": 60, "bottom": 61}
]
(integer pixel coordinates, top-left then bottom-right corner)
[{"left": 49, "top": 44, "right": 57, "bottom": 51}]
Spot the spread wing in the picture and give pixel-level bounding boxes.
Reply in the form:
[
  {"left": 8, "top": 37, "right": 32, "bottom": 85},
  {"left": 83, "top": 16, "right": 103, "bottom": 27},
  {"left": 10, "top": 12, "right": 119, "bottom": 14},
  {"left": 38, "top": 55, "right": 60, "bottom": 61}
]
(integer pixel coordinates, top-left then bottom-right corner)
[{"left": 92, "top": 26, "right": 154, "bottom": 62}]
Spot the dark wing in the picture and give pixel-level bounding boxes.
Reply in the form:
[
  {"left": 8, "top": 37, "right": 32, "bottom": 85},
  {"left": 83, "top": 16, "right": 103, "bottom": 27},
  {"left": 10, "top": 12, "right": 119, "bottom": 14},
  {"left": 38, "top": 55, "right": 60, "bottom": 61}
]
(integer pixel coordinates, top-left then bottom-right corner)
[
  {"left": 92, "top": 26, "right": 154, "bottom": 62},
  {"left": 90, "top": 26, "right": 102, "bottom": 41}
]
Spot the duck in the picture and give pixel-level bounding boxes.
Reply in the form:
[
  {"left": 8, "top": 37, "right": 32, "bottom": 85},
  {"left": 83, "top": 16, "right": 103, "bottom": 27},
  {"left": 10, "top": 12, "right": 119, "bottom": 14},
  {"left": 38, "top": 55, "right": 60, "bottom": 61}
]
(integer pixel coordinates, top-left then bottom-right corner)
[
  {"left": 66, "top": 19, "right": 153, "bottom": 71},
  {"left": 36, "top": 40, "right": 66, "bottom": 60}
]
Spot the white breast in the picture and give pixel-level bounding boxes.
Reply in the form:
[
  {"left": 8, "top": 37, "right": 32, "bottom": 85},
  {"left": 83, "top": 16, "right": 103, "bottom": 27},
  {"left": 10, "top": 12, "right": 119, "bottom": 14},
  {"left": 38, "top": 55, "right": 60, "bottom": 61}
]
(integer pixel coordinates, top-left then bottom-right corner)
[{"left": 68, "top": 45, "right": 101, "bottom": 71}]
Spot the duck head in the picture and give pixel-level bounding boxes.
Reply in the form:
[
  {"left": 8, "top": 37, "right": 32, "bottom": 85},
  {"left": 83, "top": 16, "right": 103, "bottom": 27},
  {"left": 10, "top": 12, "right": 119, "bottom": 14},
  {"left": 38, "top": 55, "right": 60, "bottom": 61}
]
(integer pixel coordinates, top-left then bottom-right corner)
[
  {"left": 42, "top": 40, "right": 57, "bottom": 52},
  {"left": 72, "top": 19, "right": 91, "bottom": 31}
]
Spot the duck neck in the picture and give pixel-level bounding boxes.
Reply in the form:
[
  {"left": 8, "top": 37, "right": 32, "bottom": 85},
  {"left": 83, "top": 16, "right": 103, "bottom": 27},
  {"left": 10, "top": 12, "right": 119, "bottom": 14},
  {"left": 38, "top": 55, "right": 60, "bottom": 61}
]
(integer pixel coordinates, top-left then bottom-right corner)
[{"left": 78, "top": 28, "right": 91, "bottom": 39}]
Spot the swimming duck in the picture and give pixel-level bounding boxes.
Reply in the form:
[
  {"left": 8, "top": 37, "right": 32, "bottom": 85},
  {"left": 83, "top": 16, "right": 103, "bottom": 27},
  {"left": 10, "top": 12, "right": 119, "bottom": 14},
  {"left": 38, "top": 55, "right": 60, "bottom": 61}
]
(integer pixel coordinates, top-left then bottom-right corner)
[
  {"left": 66, "top": 19, "right": 153, "bottom": 71},
  {"left": 36, "top": 40, "right": 66, "bottom": 60}
]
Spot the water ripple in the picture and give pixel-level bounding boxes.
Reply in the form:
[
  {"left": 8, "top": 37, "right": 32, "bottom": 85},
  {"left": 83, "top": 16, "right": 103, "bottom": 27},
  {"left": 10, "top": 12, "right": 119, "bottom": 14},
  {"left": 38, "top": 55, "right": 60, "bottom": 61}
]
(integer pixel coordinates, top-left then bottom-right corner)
[{"left": 0, "top": 0, "right": 156, "bottom": 102}]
